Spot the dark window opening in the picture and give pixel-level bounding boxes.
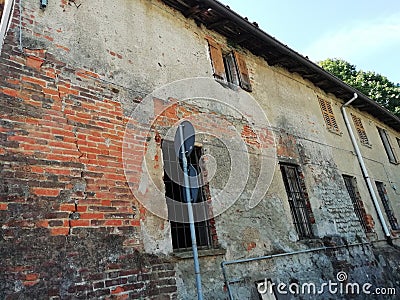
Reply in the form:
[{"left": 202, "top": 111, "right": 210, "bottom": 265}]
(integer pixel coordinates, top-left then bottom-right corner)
[
  {"left": 162, "top": 140, "right": 214, "bottom": 251},
  {"left": 377, "top": 127, "right": 397, "bottom": 164},
  {"left": 223, "top": 52, "right": 240, "bottom": 86},
  {"left": 376, "top": 181, "right": 399, "bottom": 231},
  {"left": 343, "top": 175, "right": 372, "bottom": 233},
  {"left": 280, "top": 164, "right": 313, "bottom": 239}
]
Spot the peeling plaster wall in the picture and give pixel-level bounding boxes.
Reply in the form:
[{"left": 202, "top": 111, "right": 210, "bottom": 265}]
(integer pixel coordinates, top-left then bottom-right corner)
[{"left": 1, "top": 0, "right": 400, "bottom": 299}]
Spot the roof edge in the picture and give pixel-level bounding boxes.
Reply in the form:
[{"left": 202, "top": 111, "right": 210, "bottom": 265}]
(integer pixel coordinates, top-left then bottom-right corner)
[{"left": 163, "top": 0, "right": 400, "bottom": 130}]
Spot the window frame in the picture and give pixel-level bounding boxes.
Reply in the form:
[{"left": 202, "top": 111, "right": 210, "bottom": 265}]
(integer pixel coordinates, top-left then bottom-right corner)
[
  {"left": 206, "top": 37, "right": 252, "bottom": 92},
  {"left": 342, "top": 175, "right": 372, "bottom": 233},
  {"left": 280, "top": 163, "right": 314, "bottom": 239},
  {"left": 377, "top": 127, "right": 398, "bottom": 164},
  {"left": 375, "top": 181, "right": 399, "bottom": 231},
  {"left": 223, "top": 52, "right": 240, "bottom": 86},
  {"left": 161, "top": 140, "right": 217, "bottom": 252}
]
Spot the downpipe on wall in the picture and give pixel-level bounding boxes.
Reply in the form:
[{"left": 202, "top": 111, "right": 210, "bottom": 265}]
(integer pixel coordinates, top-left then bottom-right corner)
[
  {"left": 220, "top": 94, "right": 398, "bottom": 299},
  {"left": 341, "top": 93, "right": 393, "bottom": 244}
]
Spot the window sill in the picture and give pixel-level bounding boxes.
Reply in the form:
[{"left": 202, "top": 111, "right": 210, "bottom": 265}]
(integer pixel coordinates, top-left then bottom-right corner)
[
  {"left": 298, "top": 237, "right": 323, "bottom": 247},
  {"left": 366, "top": 232, "right": 378, "bottom": 241},
  {"left": 214, "top": 78, "right": 240, "bottom": 91},
  {"left": 327, "top": 127, "right": 343, "bottom": 136},
  {"left": 172, "top": 247, "right": 226, "bottom": 259},
  {"left": 391, "top": 229, "right": 400, "bottom": 237},
  {"left": 361, "top": 142, "right": 372, "bottom": 148}
]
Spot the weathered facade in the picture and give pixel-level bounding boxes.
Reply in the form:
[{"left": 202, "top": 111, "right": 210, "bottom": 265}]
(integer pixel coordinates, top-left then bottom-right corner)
[{"left": 0, "top": 0, "right": 399, "bottom": 299}]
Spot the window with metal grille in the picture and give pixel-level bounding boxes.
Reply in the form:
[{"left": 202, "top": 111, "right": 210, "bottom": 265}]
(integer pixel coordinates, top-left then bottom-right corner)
[
  {"left": 318, "top": 97, "right": 340, "bottom": 133},
  {"left": 375, "top": 181, "right": 399, "bottom": 231},
  {"left": 161, "top": 140, "right": 214, "bottom": 251},
  {"left": 351, "top": 113, "right": 370, "bottom": 146},
  {"left": 377, "top": 127, "right": 397, "bottom": 164},
  {"left": 280, "top": 164, "right": 313, "bottom": 239},
  {"left": 342, "top": 175, "right": 372, "bottom": 233}
]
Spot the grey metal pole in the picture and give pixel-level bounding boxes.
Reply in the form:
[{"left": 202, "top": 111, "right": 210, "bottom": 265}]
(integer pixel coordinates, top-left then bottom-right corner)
[{"left": 178, "top": 124, "right": 203, "bottom": 300}]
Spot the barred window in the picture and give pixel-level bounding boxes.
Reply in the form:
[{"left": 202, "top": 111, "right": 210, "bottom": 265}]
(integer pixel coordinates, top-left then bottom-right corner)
[
  {"left": 318, "top": 97, "right": 340, "bottom": 133},
  {"left": 375, "top": 182, "right": 399, "bottom": 231},
  {"left": 161, "top": 140, "right": 215, "bottom": 251},
  {"left": 343, "top": 175, "right": 372, "bottom": 233},
  {"left": 351, "top": 113, "right": 370, "bottom": 146},
  {"left": 280, "top": 164, "right": 314, "bottom": 239}
]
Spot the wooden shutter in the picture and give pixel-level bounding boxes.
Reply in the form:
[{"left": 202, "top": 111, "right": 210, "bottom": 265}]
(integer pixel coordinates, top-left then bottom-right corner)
[
  {"left": 206, "top": 38, "right": 225, "bottom": 80},
  {"left": 351, "top": 114, "right": 370, "bottom": 145},
  {"left": 318, "top": 97, "right": 339, "bottom": 132},
  {"left": 233, "top": 51, "right": 252, "bottom": 92}
]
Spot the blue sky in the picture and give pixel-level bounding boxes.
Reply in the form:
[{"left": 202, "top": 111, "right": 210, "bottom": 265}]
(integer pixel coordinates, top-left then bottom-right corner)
[{"left": 220, "top": 0, "right": 400, "bottom": 84}]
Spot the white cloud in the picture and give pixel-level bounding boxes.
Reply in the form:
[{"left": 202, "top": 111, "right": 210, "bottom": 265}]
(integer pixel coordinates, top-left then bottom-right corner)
[{"left": 303, "top": 13, "right": 400, "bottom": 63}]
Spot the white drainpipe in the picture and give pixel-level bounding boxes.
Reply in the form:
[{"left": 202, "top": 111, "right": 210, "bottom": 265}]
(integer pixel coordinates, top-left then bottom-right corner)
[{"left": 341, "top": 93, "right": 391, "bottom": 239}]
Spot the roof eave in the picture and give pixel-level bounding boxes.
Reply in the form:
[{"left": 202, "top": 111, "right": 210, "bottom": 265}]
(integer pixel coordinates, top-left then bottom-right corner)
[{"left": 161, "top": 0, "right": 400, "bottom": 131}]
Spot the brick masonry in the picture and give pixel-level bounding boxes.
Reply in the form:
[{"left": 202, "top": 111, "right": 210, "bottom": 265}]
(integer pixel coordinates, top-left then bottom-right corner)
[
  {"left": 0, "top": 1, "right": 177, "bottom": 299},
  {"left": 1, "top": 1, "right": 400, "bottom": 299}
]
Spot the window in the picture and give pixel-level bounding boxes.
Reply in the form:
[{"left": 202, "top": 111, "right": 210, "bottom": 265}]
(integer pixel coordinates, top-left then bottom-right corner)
[
  {"left": 0, "top": 0, "right": 14, "bottom": 53},
  {"left": 206, "top": 37, "right": 252, "bottom": 91},
  {"left": 375, "top": 182, "right": 399, "bottom": 231},
  {"left": 317, "top": 97, "right": 340, "bottom": 133},
  {"left": 397, "top": 137, "right": 400, "bottom": 150},
  {"left": 280, "top": 164, "right": 314, "bottom": 239},
  {"left": 377, "top": 127, "right": 397, "bottom": 164},
  {"left": 342, "top": 175, "right": 372, "bottom": 233},
  {"left": 161, "top": 140, "right": 215, "bottom": 251},
  {"left": 351, "top": 113, "right": 370, "bottom": 146}
]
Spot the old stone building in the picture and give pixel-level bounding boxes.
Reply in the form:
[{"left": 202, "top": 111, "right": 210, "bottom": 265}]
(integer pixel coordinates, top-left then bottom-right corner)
[{"left": 1, "top": 0, "right": 399, "bottom": 299}]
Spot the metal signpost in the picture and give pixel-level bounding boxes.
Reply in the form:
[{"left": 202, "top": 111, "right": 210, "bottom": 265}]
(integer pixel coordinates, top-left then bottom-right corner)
[{"left": 174, "top": 121, "right": 203, "bottom": 300}]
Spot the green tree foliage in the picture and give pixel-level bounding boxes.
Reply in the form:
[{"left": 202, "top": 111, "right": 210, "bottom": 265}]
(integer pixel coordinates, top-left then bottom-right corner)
[{"left": 318, "top": 58, "right": 400, "bottom": 117}]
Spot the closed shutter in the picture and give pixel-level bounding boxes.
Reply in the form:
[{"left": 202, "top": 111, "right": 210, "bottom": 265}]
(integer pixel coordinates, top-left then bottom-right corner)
[
  {"left": 318, "top": 97, "right": 339, "bottom": 133},
  {"left": 234, "top": 51, "right": 252, "bottom": 92},
  {"left": 351, "top": 114, "right": 370, "bottom": 145},
  {"left": 206, "top": 38, "right": 226, "bottom": 80}
]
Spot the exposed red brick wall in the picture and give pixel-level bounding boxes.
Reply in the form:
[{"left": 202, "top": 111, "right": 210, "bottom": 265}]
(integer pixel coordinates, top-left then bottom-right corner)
[
  {"left": 276, "top": 131, "right": 299, "bottom": 159},
  {"left": 0, "top": 1, "right": 177, "bottom": 298},
  {"left": 1, "top": 41, "right": 139, "bottom": 236}
]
